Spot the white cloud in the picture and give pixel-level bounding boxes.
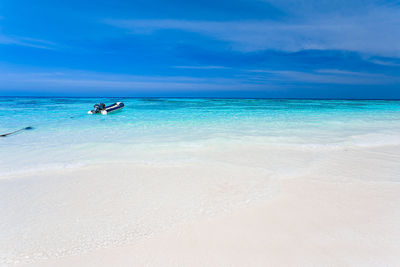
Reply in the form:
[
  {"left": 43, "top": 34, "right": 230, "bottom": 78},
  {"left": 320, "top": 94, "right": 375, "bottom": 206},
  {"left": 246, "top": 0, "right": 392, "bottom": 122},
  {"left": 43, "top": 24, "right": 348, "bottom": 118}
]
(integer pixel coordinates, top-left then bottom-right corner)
[
  {"left": 0, "top": 69, "right": 274, "bottom": 92},
  {"left": 1, "top": 66, "right": 398, "bottom": 96},
  {"left": 0, "top": 32, "right": 57, "bottom": 49},
  {"left": 104, "top": 2, "right": 400, "bottom": 56},
  {"left": 245, "top": 69, "right": 400, "bottom": 85},
  {"left": 173, "top": 65, "right": 229, "bottom": 69},
  {"left": 365, "top": 58, "right": 400, "bottom": 66}
]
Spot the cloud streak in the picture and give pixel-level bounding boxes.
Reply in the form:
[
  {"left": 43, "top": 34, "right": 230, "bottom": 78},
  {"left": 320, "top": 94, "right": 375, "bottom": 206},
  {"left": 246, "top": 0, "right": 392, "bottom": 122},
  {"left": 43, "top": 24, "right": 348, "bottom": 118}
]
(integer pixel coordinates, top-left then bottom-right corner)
[
  {"left": 0, "top": 69, "right": 275, "bottom": 94},
  {"left": 1, "top": 66, "right": 399, "bottom": 95},
  {"left": 173, "top": 65, "right": 229, "bottom": 69},
  {"left": 0, "top": 32, "right": 57, "bottom": 49},
  {"left": 104, "top": 3, "right": 400, "bottom": 56},
  {"left": 246, "top": 69, "right": 400, "bottom": 85}
]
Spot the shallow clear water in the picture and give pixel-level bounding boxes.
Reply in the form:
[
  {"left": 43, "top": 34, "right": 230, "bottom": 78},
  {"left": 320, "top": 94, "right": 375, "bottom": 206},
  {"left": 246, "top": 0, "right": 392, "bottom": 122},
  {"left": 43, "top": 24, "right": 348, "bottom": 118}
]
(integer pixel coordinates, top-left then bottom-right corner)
[{"left": 1, "top": 97, "right": 400, "bottom": 175}]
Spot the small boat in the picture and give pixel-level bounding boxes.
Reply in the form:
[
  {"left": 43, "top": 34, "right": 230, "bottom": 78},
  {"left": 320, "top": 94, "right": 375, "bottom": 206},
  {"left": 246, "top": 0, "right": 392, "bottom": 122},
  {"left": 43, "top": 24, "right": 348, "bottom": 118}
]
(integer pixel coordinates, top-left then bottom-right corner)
[{"left": 88, "top": 102, "right": 125, "bottom": 115}]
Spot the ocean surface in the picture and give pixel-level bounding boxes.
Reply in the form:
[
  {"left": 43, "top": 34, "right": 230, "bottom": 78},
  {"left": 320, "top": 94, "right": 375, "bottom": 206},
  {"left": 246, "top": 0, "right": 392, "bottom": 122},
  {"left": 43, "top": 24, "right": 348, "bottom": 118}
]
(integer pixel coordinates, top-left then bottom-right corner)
[
  {"left": 1, "top": 97, "right": 400, "bottom": 265},
  {"left": 1, "top": 97, "right": 400, "bottom": 176}
]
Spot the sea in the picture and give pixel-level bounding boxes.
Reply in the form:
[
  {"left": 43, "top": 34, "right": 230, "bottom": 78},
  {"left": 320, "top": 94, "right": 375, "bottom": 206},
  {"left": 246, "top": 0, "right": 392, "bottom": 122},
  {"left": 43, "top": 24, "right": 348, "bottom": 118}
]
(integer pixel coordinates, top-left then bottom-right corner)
[{"left": 1, "top": 97, "right": 400, "bottom": 176}]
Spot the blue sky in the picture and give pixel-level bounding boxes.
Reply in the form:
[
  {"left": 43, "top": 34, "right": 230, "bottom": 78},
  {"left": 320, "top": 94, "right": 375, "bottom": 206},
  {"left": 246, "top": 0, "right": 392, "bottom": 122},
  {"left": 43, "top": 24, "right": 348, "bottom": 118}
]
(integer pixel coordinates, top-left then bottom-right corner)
[{"left": 0, "top": 0, "right": 400, "bottom": 98}]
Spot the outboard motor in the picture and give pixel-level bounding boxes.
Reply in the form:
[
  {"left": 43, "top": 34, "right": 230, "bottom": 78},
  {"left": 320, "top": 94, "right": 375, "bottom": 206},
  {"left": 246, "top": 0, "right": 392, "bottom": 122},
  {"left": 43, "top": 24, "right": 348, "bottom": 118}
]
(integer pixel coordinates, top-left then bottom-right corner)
[
  {"left": 89, "top": 103, "right": 106, "bottom": 114},
  {"left": 93, "top": 103, "right": 105, "bottom": 113}
]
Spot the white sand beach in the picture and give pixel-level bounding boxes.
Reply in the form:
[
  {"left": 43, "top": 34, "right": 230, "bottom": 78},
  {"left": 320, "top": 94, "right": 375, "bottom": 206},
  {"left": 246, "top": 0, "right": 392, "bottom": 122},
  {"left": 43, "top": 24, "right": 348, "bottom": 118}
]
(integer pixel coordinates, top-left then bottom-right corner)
[
  {"left": 1, "top": 142, "right": 399, "bottom": 266},
  {"left": 22, "top": 177, "right": 400, "bottom": 267}
]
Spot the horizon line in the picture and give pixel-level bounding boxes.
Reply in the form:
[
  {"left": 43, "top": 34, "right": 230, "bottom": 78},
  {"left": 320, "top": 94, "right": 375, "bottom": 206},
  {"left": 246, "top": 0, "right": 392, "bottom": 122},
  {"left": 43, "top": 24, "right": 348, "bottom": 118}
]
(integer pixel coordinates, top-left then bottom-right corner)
[{"left": 1, "top": 96, "right": 400, "bottom": 101}]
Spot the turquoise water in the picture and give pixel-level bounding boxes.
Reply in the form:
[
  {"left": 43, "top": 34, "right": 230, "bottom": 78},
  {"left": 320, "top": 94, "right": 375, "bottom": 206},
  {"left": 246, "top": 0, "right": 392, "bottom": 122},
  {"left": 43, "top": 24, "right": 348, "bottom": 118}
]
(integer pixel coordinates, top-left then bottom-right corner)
[{"left": 1, "top": 97, "right": 400, "bottom": 175}]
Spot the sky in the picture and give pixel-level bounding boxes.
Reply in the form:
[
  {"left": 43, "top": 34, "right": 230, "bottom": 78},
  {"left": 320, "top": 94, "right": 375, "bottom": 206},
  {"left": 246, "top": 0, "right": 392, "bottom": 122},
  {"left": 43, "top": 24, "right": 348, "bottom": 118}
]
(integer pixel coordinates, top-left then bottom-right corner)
[{"left": 0, "top": 0, "right": 400, "bottom": 98}]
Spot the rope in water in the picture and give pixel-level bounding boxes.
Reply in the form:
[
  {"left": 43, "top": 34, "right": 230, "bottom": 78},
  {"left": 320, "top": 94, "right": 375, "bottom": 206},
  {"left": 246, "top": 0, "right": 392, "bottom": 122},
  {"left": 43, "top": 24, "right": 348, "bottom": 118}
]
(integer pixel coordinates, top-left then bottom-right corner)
[
  {"left": 0, "top": 114, "right": 86, "bottom": 138},
  {"left": 0, "top": 127, "right": 34, "bottom": 137}
]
